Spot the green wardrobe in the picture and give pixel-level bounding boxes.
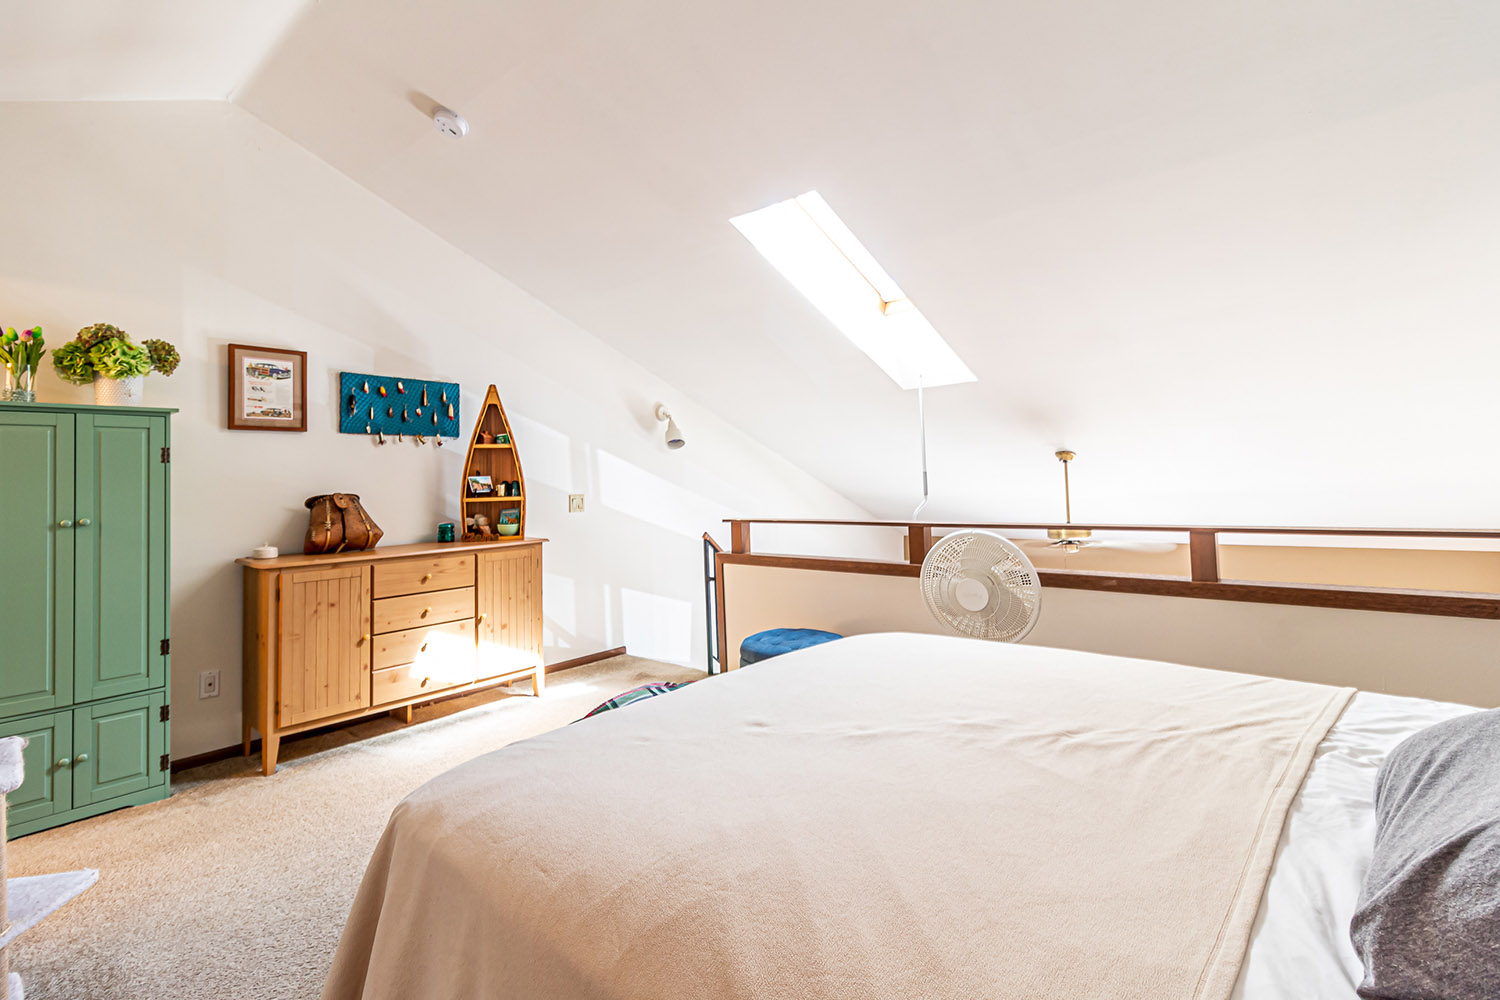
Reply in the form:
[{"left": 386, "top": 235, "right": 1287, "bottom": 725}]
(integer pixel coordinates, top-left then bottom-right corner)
[{"left": 0, "top": 402, "right": 173, "bottom": 837}]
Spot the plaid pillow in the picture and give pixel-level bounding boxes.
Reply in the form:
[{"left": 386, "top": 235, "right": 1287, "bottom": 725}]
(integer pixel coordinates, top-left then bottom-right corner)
[{"left": 579, "top": 682, "right": 692, "bottom": 721}]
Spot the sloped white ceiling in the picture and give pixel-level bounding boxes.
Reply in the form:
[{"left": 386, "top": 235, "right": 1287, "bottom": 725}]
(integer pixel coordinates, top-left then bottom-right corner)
[
  {"left": 28, "top": 0, "right": 1500, "bottom": 526},
  {"left": 0, "top": 1, "right": 308, "bottom": 100}
]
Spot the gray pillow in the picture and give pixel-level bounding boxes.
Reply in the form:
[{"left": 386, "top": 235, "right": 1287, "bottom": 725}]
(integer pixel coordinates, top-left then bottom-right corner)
[{"left": 1350, "top": 708, "right": 1500, "bottom": 999}]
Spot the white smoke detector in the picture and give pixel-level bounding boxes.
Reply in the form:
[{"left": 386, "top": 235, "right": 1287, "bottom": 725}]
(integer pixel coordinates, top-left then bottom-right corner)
[{"left": 432, "top": 106, "right": 469, "bottom": 139}]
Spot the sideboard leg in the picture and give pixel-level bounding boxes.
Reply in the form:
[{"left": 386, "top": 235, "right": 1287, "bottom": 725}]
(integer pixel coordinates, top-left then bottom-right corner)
[
  {"left": 532, "top": 667, "right": 545, "bottom": 697},
  {"left": 389, "top": 705, "right": 413, "bottom": 724},
  {"left": 261, "top": 731, "right": 280, "bottom": 776}
]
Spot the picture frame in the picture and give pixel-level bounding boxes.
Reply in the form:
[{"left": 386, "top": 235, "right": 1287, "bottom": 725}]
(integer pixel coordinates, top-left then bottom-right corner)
[
  {"left": 466, "top": 474, "right": 495, "bottom": 496},
  {"left": 228, "top": 344, "right": 308, "bottom": 432}
]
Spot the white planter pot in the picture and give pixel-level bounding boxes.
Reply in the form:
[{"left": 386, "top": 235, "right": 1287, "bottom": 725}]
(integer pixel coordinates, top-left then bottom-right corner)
[{"left": 93, "top": 374, "right": 144, "bottom": 406}]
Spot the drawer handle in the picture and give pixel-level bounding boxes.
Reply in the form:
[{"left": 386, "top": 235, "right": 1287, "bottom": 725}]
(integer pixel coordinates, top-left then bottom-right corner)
[
  {"left": 421, "top": 573, "right": 432, "bottom": 583},
  {"left": 56, "top": 757, "right": 70, "bottom": 769},
  {"left": 420, "top": 677, "right": 429, "bottom": 687},
  {"left": 421, "top": 607, "right": 431, "bottom": 618},
  {"left": 75, "top": 753, "right": 89, "bottom": 764},
  {"left": 420, "top": 642, "right": 429, "bottom": 652}
]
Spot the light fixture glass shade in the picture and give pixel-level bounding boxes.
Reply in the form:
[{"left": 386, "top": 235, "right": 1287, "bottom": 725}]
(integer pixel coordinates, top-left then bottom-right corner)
[{"left": 664, "top": 417, "right": 685, "bottom": 449}]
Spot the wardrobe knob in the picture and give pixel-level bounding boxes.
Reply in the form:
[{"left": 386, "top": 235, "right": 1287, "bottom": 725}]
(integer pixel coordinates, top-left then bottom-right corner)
[
  {"left": 477, "top": 614, "right": 486, "bottom": 624},
  {"left": 77, "top": 518, "right": 91, "bottom": 527},
  {"left": 58, "top": 520, "right": 72, "bottom": 528},
  {"left": 55, "top": 758, "right": 70, "bottom": 769},
  {"left": 421, "top": 607, "right": 431, "bottom": 618},
  {"left": 360, "top": 633, "right": 370, "bottom": 643},
  {"left": 75, "top": 754, "right": 88, "bottom": 764},
  {"left": 421, "top": 574, "right": 432, "bottom": 583},
  {"left": 420, "top": 642, "right": 428, "bottom": 653}
]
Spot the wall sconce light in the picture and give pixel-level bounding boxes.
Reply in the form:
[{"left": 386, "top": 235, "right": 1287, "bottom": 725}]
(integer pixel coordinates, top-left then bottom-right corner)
[{"left": 655, "top": 403, "right": 686, "bottom": 450}]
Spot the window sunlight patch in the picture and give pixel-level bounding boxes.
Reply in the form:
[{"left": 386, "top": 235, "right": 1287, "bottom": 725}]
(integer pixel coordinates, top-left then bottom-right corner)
[{"left": 731, "top": 191, "right": 976, "bottom": 390}]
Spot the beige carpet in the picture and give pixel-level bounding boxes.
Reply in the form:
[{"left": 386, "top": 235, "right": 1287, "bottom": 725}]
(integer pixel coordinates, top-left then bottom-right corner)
[{"left": 8, "top": 654, "right": 702, "bottom": 1000}]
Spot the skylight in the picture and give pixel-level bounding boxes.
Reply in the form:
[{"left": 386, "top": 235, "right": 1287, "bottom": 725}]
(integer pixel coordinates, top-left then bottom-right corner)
[{"left": 730, "top": 191, "right": 976, "bottom": 390}]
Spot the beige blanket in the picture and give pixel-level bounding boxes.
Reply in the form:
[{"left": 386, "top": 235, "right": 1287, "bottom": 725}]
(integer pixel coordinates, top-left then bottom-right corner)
[{"left": 323, "top": 633, "right": 1353, "bottom": 1000}]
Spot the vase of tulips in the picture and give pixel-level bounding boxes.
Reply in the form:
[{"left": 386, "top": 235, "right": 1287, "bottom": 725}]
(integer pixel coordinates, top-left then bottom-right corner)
[
  {"left": 52, "top": 323, "right": 179, "bottom": 406},
  {"left": 0, "top": 326, "right": 46, "bottom": 403}
]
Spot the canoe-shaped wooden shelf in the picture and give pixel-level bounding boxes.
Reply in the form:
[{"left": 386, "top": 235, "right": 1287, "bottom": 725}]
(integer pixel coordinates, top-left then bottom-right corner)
[{"left": 460, "top": 385, "right": 526, "bottom": 541}]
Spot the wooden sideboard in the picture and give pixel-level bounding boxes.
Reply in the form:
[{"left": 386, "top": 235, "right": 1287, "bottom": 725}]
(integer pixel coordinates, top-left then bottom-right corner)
[{"left": 238, "top": 538, "right": 544, "bottom": 774}]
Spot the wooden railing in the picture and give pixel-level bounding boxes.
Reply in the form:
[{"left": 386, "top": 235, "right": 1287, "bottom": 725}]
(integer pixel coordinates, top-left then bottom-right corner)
[
  {"left": 703, "top": 533, "right": 723, "bottom": 675},
  {"left": 718, "top": 518, "right": 1500, "bottom": 620}
]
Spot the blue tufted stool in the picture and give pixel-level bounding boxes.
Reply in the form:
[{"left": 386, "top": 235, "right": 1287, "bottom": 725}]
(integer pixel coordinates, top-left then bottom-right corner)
[{"left": 739, "top": 628, "right": 843, "bottom": 666}]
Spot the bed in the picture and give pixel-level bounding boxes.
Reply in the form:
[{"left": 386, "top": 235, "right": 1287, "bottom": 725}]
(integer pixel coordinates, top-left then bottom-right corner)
[{"left": 321, "top": 632, "right": 1475, "bottom": 1000}]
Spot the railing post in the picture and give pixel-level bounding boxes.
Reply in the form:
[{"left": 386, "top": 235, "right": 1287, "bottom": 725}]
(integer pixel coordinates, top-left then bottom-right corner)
[
  {"left": 1189, "top": 530, "right": 1220, "bottom": 583},
  {"left": 730, "top": 520, "right": 751, "bottom": 554},
  {"left": 907, "top": 524, "right": 933, "bottom": 564}
]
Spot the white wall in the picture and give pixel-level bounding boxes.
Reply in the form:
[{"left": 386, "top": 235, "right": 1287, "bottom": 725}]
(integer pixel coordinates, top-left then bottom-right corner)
[
  {"left": 721, "top": 563, "right": 1500, "bottom": 707},
  {"left": 0, "top": 100, "right": 872, "bottom": 757}
]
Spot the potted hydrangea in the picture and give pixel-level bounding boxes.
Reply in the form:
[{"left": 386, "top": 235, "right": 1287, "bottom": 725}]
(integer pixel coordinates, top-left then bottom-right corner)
[
  {"left": 0, "top": 326, "right": 46, "bottom": 403},
  {"left": 52, "top": 323, "right": 179, "bottom": 406}
]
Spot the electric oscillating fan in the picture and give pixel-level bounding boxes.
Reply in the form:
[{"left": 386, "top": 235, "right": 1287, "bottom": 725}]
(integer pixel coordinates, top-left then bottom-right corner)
[{"left": 919, "top": 530, "right": 1042, "bottom": 642}]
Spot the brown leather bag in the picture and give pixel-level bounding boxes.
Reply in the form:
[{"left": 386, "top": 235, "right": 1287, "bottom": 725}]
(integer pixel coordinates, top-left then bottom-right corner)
[{"left": 304, "top": 493, "right": 384, "bottom": 554}]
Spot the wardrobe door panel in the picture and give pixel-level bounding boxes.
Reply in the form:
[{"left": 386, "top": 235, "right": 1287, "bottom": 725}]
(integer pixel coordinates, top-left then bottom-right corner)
[
  {"left": 0, "top": 412, "right": 75, "bottom": 715},
  {"left": 74, "top": 414, "right": 167, "bottom": 702}
]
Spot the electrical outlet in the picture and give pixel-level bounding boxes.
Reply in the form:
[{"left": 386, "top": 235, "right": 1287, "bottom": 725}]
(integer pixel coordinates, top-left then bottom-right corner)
[
  {"left": 199, "top": 670, "right": 220, "bottom": 699},
  {"left": 568, "top": 494, "right": 585, "bottom": 513}
]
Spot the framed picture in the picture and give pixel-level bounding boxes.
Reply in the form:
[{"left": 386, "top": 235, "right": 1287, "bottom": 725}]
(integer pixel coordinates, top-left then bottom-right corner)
[
  {"left": 228, "top": 344, "right": 307, "bottom": 432},
  {"left": 466, "top": 474, "right": 495, "bottom": 496}
]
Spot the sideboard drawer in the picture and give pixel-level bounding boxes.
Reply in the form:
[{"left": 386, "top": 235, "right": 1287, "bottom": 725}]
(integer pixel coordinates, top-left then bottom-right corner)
[
  {"left": 372, "top": 661, "right": 473, "bottom": 706},
  {"left": 373, "top": 554, "right": 476, "bottom": 599},
  {"left": 372, "top": 619, "right": 475, "bottom": 671},
  {"left": 372, "top": 587, "right": 475, "bottom": 634}
]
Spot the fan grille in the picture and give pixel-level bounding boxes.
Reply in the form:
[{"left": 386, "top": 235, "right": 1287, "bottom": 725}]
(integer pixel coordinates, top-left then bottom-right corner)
[{"left": 920, "top": 530, "right": 1041, "bottom": 642}]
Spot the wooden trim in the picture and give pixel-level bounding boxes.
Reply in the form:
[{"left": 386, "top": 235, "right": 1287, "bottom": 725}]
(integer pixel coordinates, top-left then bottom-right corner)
[
  {"left": 235, "top": 537, "right": 545, "bottom": 570},
  {"left": 544, "top": 646, "right": 627, "bottom": 676},
  {"left": 730, "top": 520, "right": 752, "bottom": 554},
  {"left": 178, "top": 645, "right": 631, "bottom": 773},
  {"left": 1038, "top": 569, "right": 1500, "bottom": 619},
  {"left": 717, "top": 552, "right": 1500, "bottom": 620},
  {"left": 721, "top": 552, "right": 920, "bottom": 578},
  {"left": 722, "top": 518, "right": 1500, "bottom": 539},
  {"left": 907, "top": 525, "right": 933, "bottom": 565},
  {"left": 1189, "top": 530, "right": 1220, "bottom": 583}
]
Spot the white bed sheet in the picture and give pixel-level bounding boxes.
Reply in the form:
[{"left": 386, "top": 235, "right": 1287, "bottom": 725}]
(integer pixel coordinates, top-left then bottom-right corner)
[{"left": 1235, "top": 690, "right": 1477, "bottom": 1000}]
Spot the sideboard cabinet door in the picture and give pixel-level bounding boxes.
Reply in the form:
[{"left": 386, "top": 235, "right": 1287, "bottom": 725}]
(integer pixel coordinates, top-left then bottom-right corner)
[
  {"left": 476, "top": 547, "right": 543, "bottom": 681},
  {"left": 73, "top": 414, "right": 168, "bottom": 703},
  {"left": 279, "top": 565, "right": 373, "bottom": 727},
  {"left": 0, "top": 412, "right": 76, "bottom": 717}
]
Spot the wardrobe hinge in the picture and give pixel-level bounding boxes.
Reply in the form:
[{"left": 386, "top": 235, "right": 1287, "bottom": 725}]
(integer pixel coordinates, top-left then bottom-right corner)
[
  {"left": 160, "top": 446, "right": 170, "bottom": 463},
  {"left": 160, "top": 704, "right": 170, "bottom": 722},
  {"left": 159, "top": 754, "right": 171, "bottom": 772},
  {"left": 160, "top": 638, "right": 171, "bottom": 656}
]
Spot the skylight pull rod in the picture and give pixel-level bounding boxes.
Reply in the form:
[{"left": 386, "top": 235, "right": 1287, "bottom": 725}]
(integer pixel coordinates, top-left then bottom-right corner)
[{"left": 913, "top": 379, "right": 929, "bottom": 517}]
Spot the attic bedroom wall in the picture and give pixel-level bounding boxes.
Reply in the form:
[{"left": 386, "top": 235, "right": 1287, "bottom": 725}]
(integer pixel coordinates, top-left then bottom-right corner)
[{"left": 0, "top": 100, "right": 878, "bottom": 758}]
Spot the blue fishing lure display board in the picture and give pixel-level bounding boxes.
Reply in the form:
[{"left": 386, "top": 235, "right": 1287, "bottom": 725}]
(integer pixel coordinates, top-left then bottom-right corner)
[{"left": 338, "top": 372, "right": 461, "bottom": 439}]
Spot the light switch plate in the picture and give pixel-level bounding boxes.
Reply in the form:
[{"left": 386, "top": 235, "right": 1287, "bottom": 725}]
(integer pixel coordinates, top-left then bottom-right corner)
[{"left": 568, "top": 494, "right": 585, "bottom": 513}]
